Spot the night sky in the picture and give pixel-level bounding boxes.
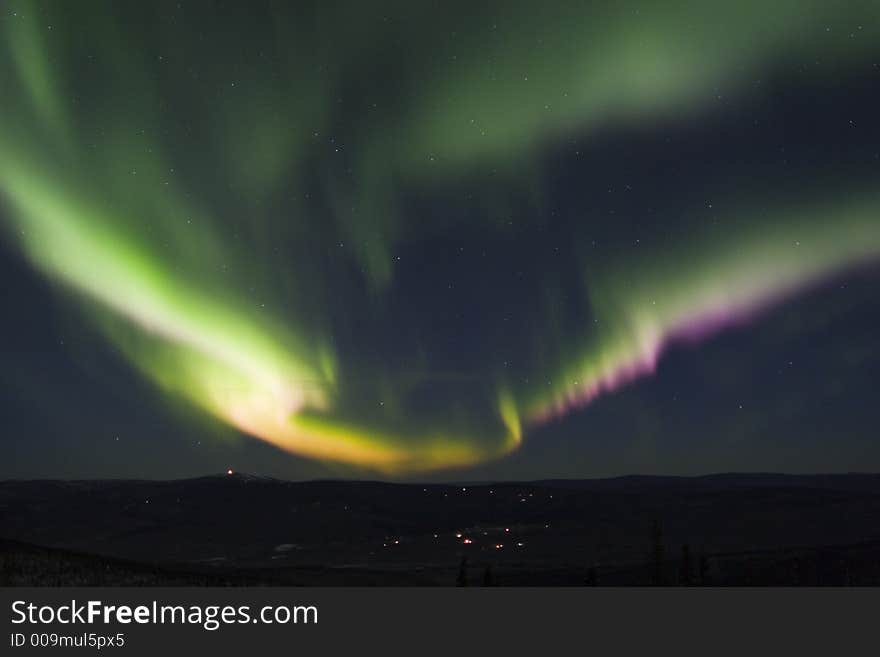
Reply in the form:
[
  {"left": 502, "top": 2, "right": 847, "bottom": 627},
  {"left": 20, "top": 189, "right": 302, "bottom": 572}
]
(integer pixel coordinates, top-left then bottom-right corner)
[{"left": 1, "top": 1, "right": 879, "bottom": 481}]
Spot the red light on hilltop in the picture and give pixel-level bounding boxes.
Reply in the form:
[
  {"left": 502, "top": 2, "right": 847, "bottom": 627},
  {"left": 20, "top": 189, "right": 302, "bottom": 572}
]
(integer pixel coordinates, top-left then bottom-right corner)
[{"left": 226, "top": 468, "right": 234, "bottom": 476}]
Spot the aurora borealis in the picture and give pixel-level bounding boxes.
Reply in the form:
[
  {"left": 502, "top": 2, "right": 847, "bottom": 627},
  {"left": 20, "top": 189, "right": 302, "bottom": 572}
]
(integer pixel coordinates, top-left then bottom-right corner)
[{"left": 1, "top": 1, "right": 879, "bottom": 478}]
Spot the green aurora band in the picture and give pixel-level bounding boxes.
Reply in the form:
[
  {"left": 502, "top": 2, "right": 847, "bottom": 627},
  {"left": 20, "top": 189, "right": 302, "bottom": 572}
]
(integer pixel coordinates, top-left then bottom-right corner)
[{"left": 1, "top": 1, "right": 879, "bottom": 473}]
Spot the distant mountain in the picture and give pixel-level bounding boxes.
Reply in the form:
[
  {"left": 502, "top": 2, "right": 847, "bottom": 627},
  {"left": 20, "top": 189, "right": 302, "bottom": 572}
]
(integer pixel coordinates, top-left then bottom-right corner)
[
  {"left": 2, "top": 472, "right": 880, "bottom": 585},
  {"left": 533, "top": 472, "right": 880, "bottom": 492}
]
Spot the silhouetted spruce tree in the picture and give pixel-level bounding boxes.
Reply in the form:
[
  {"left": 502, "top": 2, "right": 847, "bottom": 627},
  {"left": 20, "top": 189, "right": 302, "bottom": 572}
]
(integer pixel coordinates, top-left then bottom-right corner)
[
  {"left": 585, "top": 565, "right": 598, "bottom": 586},
  {"left": 456, "top": 557, "right": 468, "bottom": 587},
  {"left": 651, "top": 520, "right": 665, "bottom": 586},
  {"left": 698, "top": 552, "right": 710, "bottom": 586},
  {"left": 679, "top": 544, "right": 692, "bottom": 586},
  {"left": 791, "top": 557, "right": 802, "bottom": 586},
  {"left": 482, "top": 565, "right": 495, "bottom": 586}
]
